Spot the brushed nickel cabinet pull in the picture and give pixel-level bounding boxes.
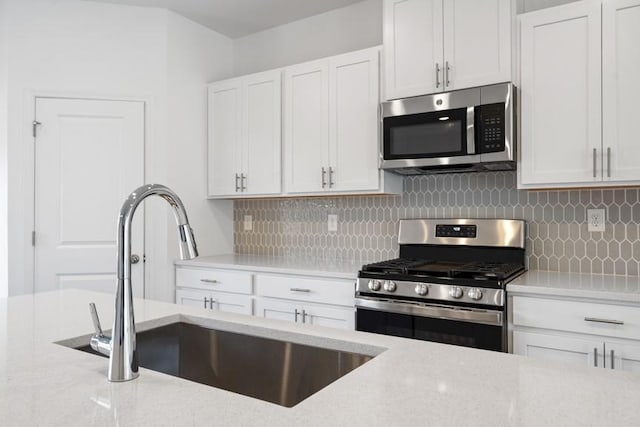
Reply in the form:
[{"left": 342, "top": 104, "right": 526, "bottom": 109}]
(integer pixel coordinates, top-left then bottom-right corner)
[
  {"left": 584, "top": 317, "right": 624, "bottom": 325},
  {"left": 594, "top": 347, "right": 598, "bottom": 367},
  {"left": 607, "top": 147, "right": 611, "bottom": 178},
  {"left": 290, "top": 288, "right": 311, "bottom": 293},
  {"left": 435, "top": 63, "right": 441, "bottom": 88},
  {"left": 592, "top": 148, "right": 597, "bottom": 178}
]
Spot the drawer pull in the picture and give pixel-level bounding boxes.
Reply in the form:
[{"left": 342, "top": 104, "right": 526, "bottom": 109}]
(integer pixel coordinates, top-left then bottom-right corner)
[
  {"left": 584, "top": 317, "right": 624, "bottom": 325},
  {"left": 290, "top": 288, "right": 311, "bottom": 293},
  {"left": 200, "top": 279, "right": 218, "bottom": 284}
]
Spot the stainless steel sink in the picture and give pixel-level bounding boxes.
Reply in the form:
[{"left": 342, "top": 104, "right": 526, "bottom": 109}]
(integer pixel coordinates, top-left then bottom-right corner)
[{"left": 75, "top": 322, "right": 374, "bottom": 407}]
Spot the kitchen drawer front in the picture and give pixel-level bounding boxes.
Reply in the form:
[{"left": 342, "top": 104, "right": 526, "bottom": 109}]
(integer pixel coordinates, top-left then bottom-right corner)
[
  {"left": 512, "top": 296, "right": 640, "bottom": 340},
  {"left": 255, "top": 274, "right": 355, "bottom": 307},
  {"left": 175, "top": 267, "right": 252, "bottom": 294}
]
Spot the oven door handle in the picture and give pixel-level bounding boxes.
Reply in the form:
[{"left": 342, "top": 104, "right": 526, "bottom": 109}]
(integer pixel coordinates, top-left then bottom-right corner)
[{"left": 355, "top": 297, "right": 503, "bottom": 327}]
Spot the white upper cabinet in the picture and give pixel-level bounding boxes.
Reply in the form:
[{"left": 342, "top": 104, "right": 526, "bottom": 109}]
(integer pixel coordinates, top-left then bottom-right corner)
[
  {"left": 208, "top": 79, "right": 242, "bottom": 197},
  {"left": 519, "top": 0, "right": 640, "bottom": 189},
  {"left": 602, "top": 0, "right": 640, "bottom": 183},
  {"left": 242, "top": 71, "right": 282, "bottom": 196},
  {"left": 329, "top": 49, "right": 380, "bottom": 192},
  {"left": 283, "top": 59, "right": 330, "bottom": 194},
  {"left": 443, "top": 0, "right": 512, "bottom": 90},
  {"left": 207, "top": 70, "right": 282, "bottom": 198},
  {"left": 383, "top": 0, "right": 512, "bottom": 100},
  {"left": 284, "top": 47, "right": 401, "bottom": 196},
  {"left": 383, "top": 0, "right": 443, "bottom": 100},
  {"left": 519, "top": 1, "right": 602, "bottom": 187}
]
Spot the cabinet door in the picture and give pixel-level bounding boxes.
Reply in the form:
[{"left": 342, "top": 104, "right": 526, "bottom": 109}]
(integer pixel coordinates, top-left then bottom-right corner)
[
  {"left": 606, "top": 341, "right": 640, "bottom": 373},
  {"left": 303, "top": 304, "right": 355, "bottom": 330},
  {"left": 602, "top": 0, "right": 640, "bottom": 183},
  {"left": 210, "top": 292, "right": 253, "bottom": 316},
  {"left": 443, "top": 0, "right": 511, "bottom": 90},
  {"left": 383, "top": 0, "right": 444, "bottom": 100},
  {"left": 519, "top": 2, "right": 602, "bottom": 186},
  {"left": 514, "top": 331, "right": 604, "bottom": 368},
  {"left": 254, "top": 298, "right": 300, "bottom": 324},
  {"left": 328, "top": 48, "right": 380, "bottom": 192},
  {"left": 208, "top": 79, "right": 243, "bottom": 196},
  {"left": 176, "top": 288, "right": 211, "bottom": 309},
  {"left": 242, "top": 70, "right": 282, "bottom": 195},
  {"left": 284, "top": 60, "right": 329, "bottom": 194}
]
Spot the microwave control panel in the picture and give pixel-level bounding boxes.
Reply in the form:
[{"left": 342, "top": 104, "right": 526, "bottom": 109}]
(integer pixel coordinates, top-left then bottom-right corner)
[{"left": 476, "top": 103, "right": 505, "bottom": 153}]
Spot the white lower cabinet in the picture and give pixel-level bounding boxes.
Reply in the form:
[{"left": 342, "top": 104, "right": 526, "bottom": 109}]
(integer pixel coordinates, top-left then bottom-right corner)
[
  {"left": 513, "top": 331, "right": 604, "bottom": 368},
  {"left": 254, "top": 297, "right": 355, "bottom": 330},
  {"left": 176, "top": 288, "right": 253, "bottom": 316},
  {"left": 512, "top": 295, "right": 640, "bottom": 372},
  {"left": 175, "top": 266, "right": 356, "bottom": 330}
]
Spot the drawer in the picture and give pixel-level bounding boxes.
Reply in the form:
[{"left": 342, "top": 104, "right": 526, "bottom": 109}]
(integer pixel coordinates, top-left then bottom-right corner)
[
  {"left": 175, "top": 267, "right": 252, "bottom": 294},
  {"left": 512, "top": 296, "right": 640, "bottom": 341},
  {"left": 255, "top": 274, "right": 355, "bottom": 307}
]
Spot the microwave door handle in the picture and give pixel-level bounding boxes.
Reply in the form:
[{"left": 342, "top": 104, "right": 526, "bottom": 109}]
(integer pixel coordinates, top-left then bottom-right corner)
[{"left": 466, "top": 107, "right": 475, "bottom": 155}]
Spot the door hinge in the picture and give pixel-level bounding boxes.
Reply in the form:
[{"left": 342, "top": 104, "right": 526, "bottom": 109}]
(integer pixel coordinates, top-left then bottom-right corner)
[
  {"left": 32, "top": 121, "right": 42, "bottom": 138},
  {"left": 31, "top": 231, "right": 36, "bottom": 246}
]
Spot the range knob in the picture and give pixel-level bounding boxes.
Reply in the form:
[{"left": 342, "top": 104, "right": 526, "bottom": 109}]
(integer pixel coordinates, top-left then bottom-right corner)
[
  {"left": 468, "top": 288, "right": 483, "bottom": 301},
  {"left": 368, "top": 280, "right": 382, "bottom": 291},
  {"left": 383, "top": 281, "right": 397, "bottom": 292},
  {"left": 414, "top": 283, "right": 428, "bottom": 296},
  {"left": 449, "top": 286, "right": 463, "bottom": 299}
]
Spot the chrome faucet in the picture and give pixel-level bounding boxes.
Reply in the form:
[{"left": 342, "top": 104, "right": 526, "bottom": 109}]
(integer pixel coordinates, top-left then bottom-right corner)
[{"left": 89, "top": 184, "right": 198, "bottom": 382}]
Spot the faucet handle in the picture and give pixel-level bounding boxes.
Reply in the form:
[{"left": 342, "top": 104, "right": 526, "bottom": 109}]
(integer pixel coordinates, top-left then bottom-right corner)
[{"left": 89, "top": 303, "right": 103, "bottom": 336}]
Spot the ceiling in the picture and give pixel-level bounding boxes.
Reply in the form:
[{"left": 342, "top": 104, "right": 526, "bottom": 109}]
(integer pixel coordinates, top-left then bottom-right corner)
[{"left": 85, "top": 0, "right": 366, "bottom": 38}]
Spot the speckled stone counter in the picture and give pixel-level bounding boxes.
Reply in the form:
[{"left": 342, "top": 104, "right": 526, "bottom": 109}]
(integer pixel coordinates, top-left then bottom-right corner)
[
  {"left": 508, "top": 270, "right": 640, "bottom": 303},
  {"left": 175, "top": 254, "right": 362, "bottom": 280},
  {"left": 1, "top": 289, "right": 639, "bottom": 426}
]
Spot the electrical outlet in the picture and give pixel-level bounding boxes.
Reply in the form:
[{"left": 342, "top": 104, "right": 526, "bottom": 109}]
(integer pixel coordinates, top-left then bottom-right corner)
[
  {"left": 328, "top": 214, "right": 338, "bottom": 232},
  {"left": 243, "top": 215, "right": 253, "bottom": 231},
  {"left": 587, "top": 209, "right": 605, "bottom": 232}
]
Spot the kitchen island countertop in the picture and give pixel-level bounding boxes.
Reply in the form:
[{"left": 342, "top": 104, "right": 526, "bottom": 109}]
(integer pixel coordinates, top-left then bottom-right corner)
[{"left": 1, "top": 289, "right": 639, "bottom": 426}]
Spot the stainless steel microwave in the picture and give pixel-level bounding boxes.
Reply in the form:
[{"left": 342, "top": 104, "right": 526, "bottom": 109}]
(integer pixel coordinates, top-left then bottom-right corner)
[{"left": 381, "top": 83, "right": 516, "bottom": 175}]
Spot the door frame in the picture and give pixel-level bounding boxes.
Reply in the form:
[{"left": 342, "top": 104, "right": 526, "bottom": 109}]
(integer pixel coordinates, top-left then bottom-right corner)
[{"left": 22, "top": 89, "right": 154, "bottom": 296}]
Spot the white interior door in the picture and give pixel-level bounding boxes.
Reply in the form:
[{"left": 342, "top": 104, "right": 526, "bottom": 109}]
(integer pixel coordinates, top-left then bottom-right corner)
[{"left": 34, "top": 97, "right": 145, "bottom": 297}]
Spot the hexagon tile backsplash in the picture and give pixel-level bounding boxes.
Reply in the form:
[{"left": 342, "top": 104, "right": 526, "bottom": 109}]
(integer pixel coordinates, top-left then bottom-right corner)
[{"left": 234, "top": 171, "right": 640, "bottom": 276}]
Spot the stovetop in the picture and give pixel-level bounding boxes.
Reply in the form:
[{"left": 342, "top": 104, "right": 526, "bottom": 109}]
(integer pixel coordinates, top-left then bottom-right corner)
[{"left": 361, "top": 258, "right": 525, "bottom": 282}]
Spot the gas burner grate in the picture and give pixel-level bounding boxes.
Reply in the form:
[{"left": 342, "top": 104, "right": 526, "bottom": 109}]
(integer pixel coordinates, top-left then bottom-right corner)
[{"left": 362, "top": 258, "right": 430, "bottom": 274}]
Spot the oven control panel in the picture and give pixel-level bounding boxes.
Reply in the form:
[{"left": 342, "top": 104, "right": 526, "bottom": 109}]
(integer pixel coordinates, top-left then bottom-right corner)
[{"left": 436, "top": 224, "right": 477, "bottom": 238}]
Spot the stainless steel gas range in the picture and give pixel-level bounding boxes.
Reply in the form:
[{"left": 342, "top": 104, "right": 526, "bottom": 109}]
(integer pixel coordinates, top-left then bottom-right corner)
[{"left": 355, "top": 218, "right": 526, "bottom": 352}]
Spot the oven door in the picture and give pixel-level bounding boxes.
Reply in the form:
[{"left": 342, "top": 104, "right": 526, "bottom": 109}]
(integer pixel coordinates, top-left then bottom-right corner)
[{"left": 355, "top": 298, "right": 505, "bottom": 352}]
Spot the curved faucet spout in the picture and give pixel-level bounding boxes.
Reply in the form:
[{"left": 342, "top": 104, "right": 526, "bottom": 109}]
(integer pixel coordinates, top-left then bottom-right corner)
[{"left": 92, "top": 184, "right": 198, "bottom": 382}]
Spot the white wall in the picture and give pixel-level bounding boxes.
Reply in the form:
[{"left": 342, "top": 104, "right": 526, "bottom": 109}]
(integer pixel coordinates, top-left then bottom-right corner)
[
  {"left": 2, "top": 0, "right": 234, "bottom": 299},
  {"left": 158, "top": 12, "right": 235, "bottom": 302},
  {"left": 233, "top": 0, "right": 382, "bottom": 75},
  {"left": 0, "top": 0, "right": 9, "bottom": 297}
]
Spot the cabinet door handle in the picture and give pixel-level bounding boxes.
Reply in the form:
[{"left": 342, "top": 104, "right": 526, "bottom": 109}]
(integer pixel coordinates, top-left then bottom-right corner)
[
  {"left": 328, "top": 167, "right": 334, "bottom": 188},
  {"left": 445, "top": 61, "right": 451, "bottom": 87},
  {"left": 241, "top": 173, "right": 247, "bottom": 192},
  {"left": 611, "top": 349, "right": 615, "bottom": 370},
  {"left": 290, "top": 288, "right": 311, "bottom": 293},
  {"left": 210, "top": 298, "right": 217, "bottom": 310},
  {"left": 302, "top": 310, "right": 308, "bottom": 324},
  {"left": 235, "top": 173, "right": 240, "bottom": 192},
  {"left": 594, "top": 347, "right": 598, "bottom": 367},
  {"left": 435, "top": 63, "right": 441, "bottom": 88},
  {"left": 204, "top": 297, "right": 209, "bottom": 309},
  {"left": 584, "top": 317, "right": 624, "bottom": 325},
  {"left": 607, "top": 147, "right": 611, "bottom": 178},
  {"left": 592, "top": 148, "right": 597, "bottom": 178},
  {"left": 321, "top": 167, "right": 327, "bottom": 189},
  {"left": 200, "top": 279, "right": 218, "bottom": 284},
  {"left": 294, "top": 309, "right": 300, "bottom": 323}
]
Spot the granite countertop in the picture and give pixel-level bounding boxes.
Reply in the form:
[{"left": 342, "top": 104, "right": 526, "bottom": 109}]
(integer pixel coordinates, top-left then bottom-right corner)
[
  {"left": 507, "top": 270, "right": 640, "bottom": 303},
  {"left": 175, "top": 254, "right": 363, "bottom": 280},
  {"left": 1, "top": 289, "right": 640, "bottom": 426}
]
